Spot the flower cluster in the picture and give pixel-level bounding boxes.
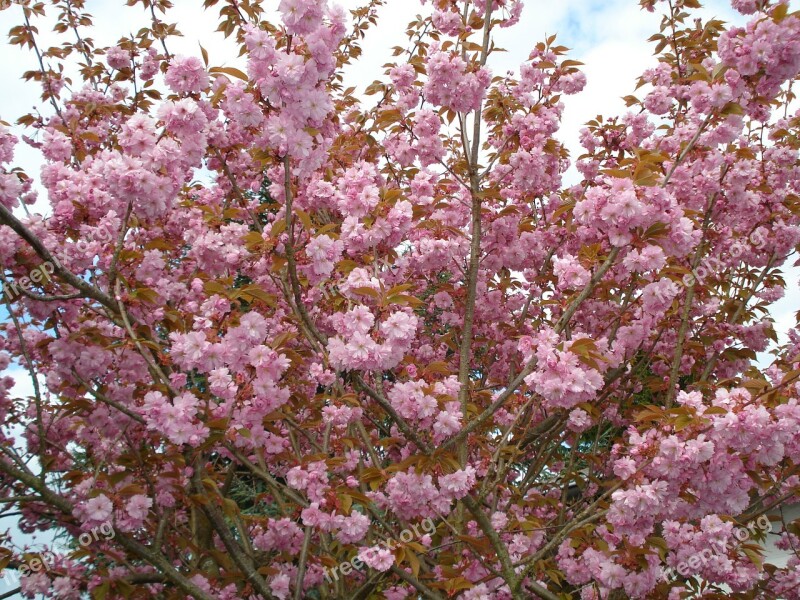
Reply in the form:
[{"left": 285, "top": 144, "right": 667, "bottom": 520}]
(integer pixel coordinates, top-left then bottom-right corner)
[{"left": 424, "top": 47, "right": 491, "bottom": 113}]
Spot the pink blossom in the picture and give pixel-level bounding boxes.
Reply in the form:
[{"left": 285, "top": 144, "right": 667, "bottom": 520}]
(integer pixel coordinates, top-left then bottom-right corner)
[
  {"left": 567, "top": 408, "right": 592, "bottom": 433},
  {"left": 106, "top": 46, "right": 131, "bottom": 70},
  {"left": 125, "top": 495, "right": 153, "bottom": 520},
  {"left": 424, "top": 49, "right": 491, "bottom": 114},
  {"left": 165, "top": 56, "right": 209, "bottom": 94},
  {"left": 83, "top": 494, "right": 113, "bottom": 523},
  {"left": 553, "top": 254, "right": 590, "bottom": 290},
  {"left": 270, "top": 572, "right": 291, "bottom": 600},
  {"left": 334, "top": 511, "right": 370, "bottom": 544},
  {"left": 439, "top": 467, "right": 476, "bottom": 501},
  {"left": 358, "top": 546, "right": 395, "bottom": 572},
  {"left": 278, "top": 0, "right": 323, "bottom": 36}
]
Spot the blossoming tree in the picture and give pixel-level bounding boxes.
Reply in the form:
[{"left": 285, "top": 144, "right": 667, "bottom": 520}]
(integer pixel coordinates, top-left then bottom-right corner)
[{"left": 0, "top": 0, "right": 800, "bottom": 597}]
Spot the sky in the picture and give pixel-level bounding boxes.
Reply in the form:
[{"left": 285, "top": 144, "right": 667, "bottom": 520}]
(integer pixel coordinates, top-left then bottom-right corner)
[{"left": 0, "top": 0, "right": 798, "bottom": 594}]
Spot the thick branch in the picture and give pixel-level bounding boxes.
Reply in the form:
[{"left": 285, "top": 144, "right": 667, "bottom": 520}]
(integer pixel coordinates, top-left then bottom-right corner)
[
  {"left": 0, "top": 204, "right": 118, "bottom": 313},
  {"left": 441, "top": 247, "right": 619, "bottom": 453}
]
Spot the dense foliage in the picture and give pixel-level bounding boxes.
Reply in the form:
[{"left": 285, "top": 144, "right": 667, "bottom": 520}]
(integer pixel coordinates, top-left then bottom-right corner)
[{"left": 0, "top": 0, "right": 800, "bottom": 598}]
